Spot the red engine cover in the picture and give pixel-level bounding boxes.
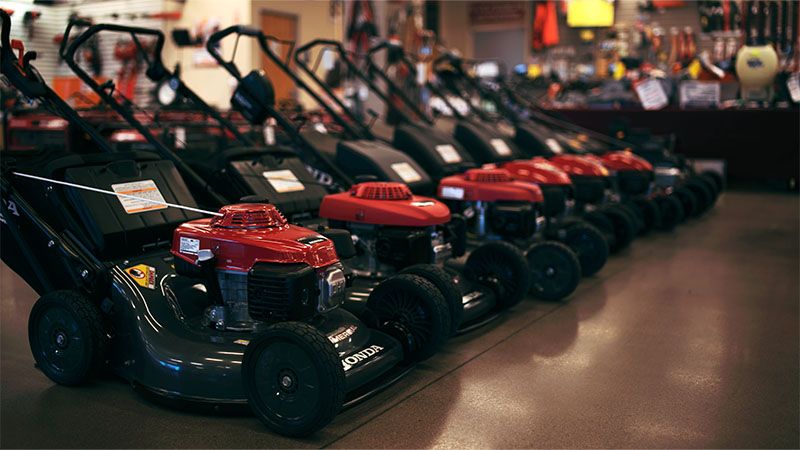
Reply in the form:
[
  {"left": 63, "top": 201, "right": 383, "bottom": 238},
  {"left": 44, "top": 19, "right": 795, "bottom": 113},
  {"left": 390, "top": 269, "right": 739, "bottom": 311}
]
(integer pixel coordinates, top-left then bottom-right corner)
[
  {"left": 548, "top": 155, "right": 610, "bottom": 177},
  {"left": 597, "top": 150, "right": 654, "bottom": 172},
  {"left": 501, "top": 158, "right": 572, "bottom": 186},
  {"left": 319, "top": 182, "right": 451, "bottom": 227},
  {"left": 171, "top": 203, "right": 339, "bottom": 272},
  {"left": 438, "top": 168, "right": 544, "bottom": 203}
]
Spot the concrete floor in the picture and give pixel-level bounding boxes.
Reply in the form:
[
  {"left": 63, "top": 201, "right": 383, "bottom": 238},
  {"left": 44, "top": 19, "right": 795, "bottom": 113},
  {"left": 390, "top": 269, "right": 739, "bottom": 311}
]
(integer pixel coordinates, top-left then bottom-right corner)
[{"left": 1, "top": 190, "right": 798, "bottom": 448}]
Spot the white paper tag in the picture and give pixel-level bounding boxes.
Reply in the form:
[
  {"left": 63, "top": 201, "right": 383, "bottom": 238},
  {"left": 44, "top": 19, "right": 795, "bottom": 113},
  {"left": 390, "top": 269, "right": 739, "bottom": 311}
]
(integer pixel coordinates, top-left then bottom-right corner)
[
  {"left": 416, "top": 62, "right": 426, "bottom": 86},
  {"left": 321, "top": 49, "right": 336, "bottom": 71},
  {"left": 435, "top": 144, "right": 462, "bottom": 163},
  {"left": 679, "top": 80, "right": 721, "bottom": 109},
  {"left": 390, "top": 162, "right": 422, "bottom": 183},
  {"left": 174, "top": 127, "right": 186, "bottom": 149},
  {"left": 263, "top": 169, "right": 305, "bottom": 193},
  {"left": 440, "top": 186, "right": 465, "bottom": 200},
  {"left": 111, "top": 180, "right": 167, "bottom": 214},
  {"left": 314, "top": 122, "right": 328, "bottom": 134},
  {"left": 545, "top": 138, "right": 563, "bottom": 153},
  {"left": 179, "top": 236, "right": 200, "bottom": 255},
  {"left": 263, "top": 125, "right": 276, "bottom": 145},
  {"left": 635, "top": 78, "right": 670, "bottom": 110},
  {"left": 788, "top": 73, "right": 800, "bottom": 103},
  {"left": 490, "top": 138, "right": 512, "bottom": 156}
]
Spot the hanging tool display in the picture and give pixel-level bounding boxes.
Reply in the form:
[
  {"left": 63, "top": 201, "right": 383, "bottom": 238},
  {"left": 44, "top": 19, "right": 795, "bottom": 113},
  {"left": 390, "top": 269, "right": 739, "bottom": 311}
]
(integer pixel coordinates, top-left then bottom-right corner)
[
  {"left": 53, "top": 15, "right": 102, "bottom": 76},
  {"left": 22, "top": 10, "right": 40, "bottom": 39}
]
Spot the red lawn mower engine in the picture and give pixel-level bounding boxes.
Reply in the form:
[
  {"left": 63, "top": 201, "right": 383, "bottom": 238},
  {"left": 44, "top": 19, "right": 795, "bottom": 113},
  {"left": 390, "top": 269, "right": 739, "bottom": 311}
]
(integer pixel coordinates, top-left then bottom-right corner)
[
  {"left": 319, "top": 182, "right": 458, "bottom": 277},
  {"left": 437, "top": 168, "right": 544, "bottom": 239},
  {"left": 171, "top": 203, "right": 346, "bottom": 330}
]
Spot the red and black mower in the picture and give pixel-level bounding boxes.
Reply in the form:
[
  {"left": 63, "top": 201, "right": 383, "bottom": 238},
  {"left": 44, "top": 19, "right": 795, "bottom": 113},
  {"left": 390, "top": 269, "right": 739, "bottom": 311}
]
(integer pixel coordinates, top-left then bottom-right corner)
[
  {"left": 0, "top": 14, "right": 447, "bottom": 437},
  {"left": 500, "top": 67, "right": 720, "bottom": 221},
  {"left": 410, "top": 49, "right": 652, "bottom": 252}
]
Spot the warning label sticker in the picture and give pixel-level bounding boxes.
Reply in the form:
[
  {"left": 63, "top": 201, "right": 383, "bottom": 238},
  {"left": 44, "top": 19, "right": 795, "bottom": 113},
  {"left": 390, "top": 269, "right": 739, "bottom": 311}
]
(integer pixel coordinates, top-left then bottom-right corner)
[
  {"left": 263, "top": 170, "right": 305, "bottom": 193},
  {"left": 490, "top": 138, "right": 512, "bottom": 156},
  {"left": 179, "top": 237, "right": 200, "bottom": 255},
  {"left": 111, "top": 180, "right": 167, "bottom": 214},
  {"left": 125, "top": 264, "right": 157, "bottom": 289},
  {"left": 391, "top": 162, "right": 422, "bottom": 183},
  {"left": 435, "top": 144, "right": 462, "bottom": 163},
  {"left": 440, "top": 186, "right": 465, "bottom": 200}
]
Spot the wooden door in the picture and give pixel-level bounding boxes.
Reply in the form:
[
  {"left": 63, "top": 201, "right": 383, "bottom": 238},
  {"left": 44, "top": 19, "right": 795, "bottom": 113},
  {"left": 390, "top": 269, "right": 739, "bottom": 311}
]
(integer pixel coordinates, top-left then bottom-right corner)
[{"left": 259, "top": 11, "right": 298, "bottom": 103}]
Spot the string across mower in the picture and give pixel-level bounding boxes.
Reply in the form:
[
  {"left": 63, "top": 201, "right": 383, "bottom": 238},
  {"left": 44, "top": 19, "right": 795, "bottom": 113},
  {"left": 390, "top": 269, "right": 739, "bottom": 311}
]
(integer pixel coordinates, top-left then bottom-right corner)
[{"left": 0, "top": 13, "right": 449, "bottom": 437}]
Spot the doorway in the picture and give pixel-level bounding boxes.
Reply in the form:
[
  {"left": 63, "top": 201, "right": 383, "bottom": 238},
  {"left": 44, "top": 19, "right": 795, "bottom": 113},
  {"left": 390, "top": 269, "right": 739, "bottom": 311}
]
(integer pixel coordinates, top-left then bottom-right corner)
[{"left": 259, "top": 10, "right": 298, "bottom": 103}]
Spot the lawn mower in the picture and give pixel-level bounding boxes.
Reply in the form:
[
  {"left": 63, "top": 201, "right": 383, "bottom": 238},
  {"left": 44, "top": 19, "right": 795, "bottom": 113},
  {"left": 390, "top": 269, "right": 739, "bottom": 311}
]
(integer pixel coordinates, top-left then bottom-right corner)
[
  {"left": 360, "top": 40, "right": 644, "bottom": 252},
  {"left": 252, "top": 33, "right": 582, "bottom": 300},
  {"left": 414, "top": 49, "right": 660, "bottom": 245},
  {"left": 504, "top": 68, "right": 721, "bottom": 218},
  {"left": 287, "top": 39, "right": 606, "bottom": 283},
  {"left": 0, "top": 13, "right": 450, "bottom": 437},
  {"left": 62, "top": 21, "right": 532, "bottom": 336}
]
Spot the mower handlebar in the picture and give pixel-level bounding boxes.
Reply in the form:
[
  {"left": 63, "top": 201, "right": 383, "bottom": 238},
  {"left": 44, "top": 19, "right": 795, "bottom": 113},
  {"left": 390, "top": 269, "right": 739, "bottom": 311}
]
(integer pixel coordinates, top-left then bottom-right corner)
[
  {"left": 293, "top": 38, "right": 346, "bottom": 63},
  {"left": 63, "top": 22, "right": 165, "bottom": 72},
  {"left": 0, "top": 10, "right": 10, "bottom": 53}
]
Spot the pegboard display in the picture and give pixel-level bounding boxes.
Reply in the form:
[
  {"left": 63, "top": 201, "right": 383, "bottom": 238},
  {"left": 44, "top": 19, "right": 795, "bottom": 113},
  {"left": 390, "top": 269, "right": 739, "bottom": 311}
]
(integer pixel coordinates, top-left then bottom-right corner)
[
  {"left": 4, "top": 0, "right": 181, "bottom": 108},
  {"left": 553, "top": 2, "right": 714, "bottom": 55}
]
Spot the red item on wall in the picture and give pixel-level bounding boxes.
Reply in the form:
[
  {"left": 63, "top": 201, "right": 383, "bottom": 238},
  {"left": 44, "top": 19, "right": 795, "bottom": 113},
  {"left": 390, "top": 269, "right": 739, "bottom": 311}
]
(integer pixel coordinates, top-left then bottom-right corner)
[
  {"left": 532, "top": 0, "right": 559, "bottom": 51},
  {"left": 651, "top": 1, "right": 686, "bottom": 8}
]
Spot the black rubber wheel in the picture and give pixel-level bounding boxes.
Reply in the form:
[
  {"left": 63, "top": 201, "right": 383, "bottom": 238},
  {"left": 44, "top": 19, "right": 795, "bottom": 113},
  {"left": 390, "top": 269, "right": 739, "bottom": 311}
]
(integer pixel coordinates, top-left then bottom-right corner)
[
  {"left": 601, "top": 205, "right": 636, "bottom": 252},
  {"left": 526, "top": 241, "right": 581, "bottom": 301},
  {"left": 582, "top": 210, "right": 616, "bottom": 249},
  {"left": 465, "top": 241, "right": 531, "bottom": 310},
  {"left": 629, "top": 197, "right": 661, "bottom": 234},
  {"left": 367, "top": 274, "right": 449, "bottom": 362},
  {"left": 618, "top": 201, "right": 645, "bottom": 235},
  {"left": 655, "top": 195, "right": 685, "bottom": 230},
  {"left": 400, "top": 264, "right": 462, "bottom": 335},
  {"left": 674, "top": 186, "right": 698, "bottom": 218},
  {"left": 685, "top": 180, "right": 713, "bottom": 216},
  {"left": 686, "top": 177, "right": 716, "bottom": 214},
  {"left": 560, "top": 222, "right": 609, "bottom": 277},
  {"left": 701, "top": 171, "right": 724, "bottom": 193},
  {"left": 242, "top": 322, "right": 345, "bottom": 437},
  {"left": 696, "top": 174, "right": 719, "bottom": 198},
  {"left": 28, "top": 290, "right": 107, "bottom": 386}
]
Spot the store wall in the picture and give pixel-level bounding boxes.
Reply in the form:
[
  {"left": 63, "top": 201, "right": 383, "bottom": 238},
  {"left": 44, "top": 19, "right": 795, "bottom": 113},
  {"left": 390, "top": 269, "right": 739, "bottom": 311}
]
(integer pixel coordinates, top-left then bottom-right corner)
[
  {"left": 438, "top": 1, "right": 473, "bottom": 57},
  {"left": 250, "top": 0, "right": 343, "bottom": 109},
  {"left": 162, "top": 0, "right": 253, "bottom": 108}
]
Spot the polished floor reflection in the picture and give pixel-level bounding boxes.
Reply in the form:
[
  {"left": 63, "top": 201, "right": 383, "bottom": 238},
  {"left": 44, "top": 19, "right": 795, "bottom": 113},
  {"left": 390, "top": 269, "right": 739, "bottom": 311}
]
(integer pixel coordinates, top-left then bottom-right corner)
[{"left": 1, "top": 190, "right": 798, "bottom": 448}]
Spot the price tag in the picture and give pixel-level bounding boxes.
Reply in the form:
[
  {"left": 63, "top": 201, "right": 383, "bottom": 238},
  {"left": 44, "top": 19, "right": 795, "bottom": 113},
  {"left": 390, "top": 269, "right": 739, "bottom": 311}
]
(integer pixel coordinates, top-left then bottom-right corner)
[
  {"left": 263, "top": 169, "right": 305, "bottom": 193},
  {"left": 788, "top": 73, "right": 800, "bottom": 103},
  {"left": 416, "top": 62, "right": 426, "bottom": 86},
  {"left": 435, "top": 144, "right": 462, "bottom": 163},
  {"left": 321, "top": 49, "right": 336, "bottom": 71},
  {"left": 679, "top": 80, "right": 721, "bottom": 109},
  {"left": 490, "top": 138, "right": 512, "bottom": 156},
  {"left": 634, "top": 79, "right": 669, "bottom": 110},
  {"left": 263, "top": 118, "right": 276, "bottom": 145},
  {"left": 314, "top": 122, "right": 328, "bottom": 134},
  {"left": 545, "top": 138, "right": 563, "bottom": 153},
  {"left": 390, "top": 162, "right": 422, "bottom": 183},
  {"left": 174, "top": 127, "right": 186, "bottom": 149},
  {"left": 111, "top": 180, "right": 167, "bottom": 214}
]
